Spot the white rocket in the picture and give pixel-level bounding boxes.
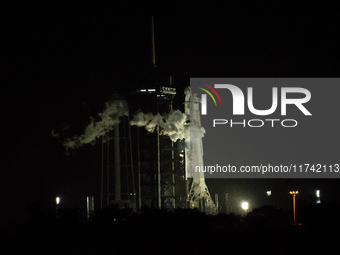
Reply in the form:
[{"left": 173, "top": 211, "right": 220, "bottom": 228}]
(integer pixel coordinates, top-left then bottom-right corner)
[{"left": 185, "top": 87, "right": 218, "bottom": 215}]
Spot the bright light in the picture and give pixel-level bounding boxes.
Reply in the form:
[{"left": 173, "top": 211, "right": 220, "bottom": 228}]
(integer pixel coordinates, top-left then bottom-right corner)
[
  {"left": 289, "top": 191, "right": 298, "bottom": 195},
  {"left": 316, "top": 190, "right": 320, "bottom": 198},
  {"left": 316, "top": 190, "right": 321, "bottom": 203},
  {"left": 140, "top": 89, "right": 146, "bottom": 92},
  {"left": 241, "top": 202, "right": 249, "bottom": 210},
  {"left": 148, "top": 89, "right": 156, "bottom": 92},
  {"left": 56, "top": 197, "right": 60, "bottom": 205},
  {"left": 267, "top": 191, "right": 271, "bottom": 196}
]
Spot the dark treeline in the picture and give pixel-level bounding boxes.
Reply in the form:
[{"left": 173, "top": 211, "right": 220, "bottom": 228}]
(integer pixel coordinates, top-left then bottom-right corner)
[{"left": 1, "top": 201, "right": 340, "bottom": 254}]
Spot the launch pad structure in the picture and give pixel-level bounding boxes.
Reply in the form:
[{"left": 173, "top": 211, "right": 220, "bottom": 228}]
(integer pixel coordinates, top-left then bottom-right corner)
[
  {"left": 100, "top": 93, "right": 136, "bottom": 210},
  {"left": 100, "top": 84, "right": 187, "bottom": 211},
  {"left": 130, "top": 84, "right": 187, "bottom": 210},
  {"left": 99, "top": 16, "right": 217, "bottom": 214},
  {"left": 99, "top": 85, "right": 218, "bottom": 215}
]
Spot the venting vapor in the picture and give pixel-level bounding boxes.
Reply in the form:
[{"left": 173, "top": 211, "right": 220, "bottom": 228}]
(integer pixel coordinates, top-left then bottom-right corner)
[
  {"left": 56, "top": 95, "right": 128, "bottom": 154},
  {"left": 130, "top": 110, "right": 189, "bottom": 142},
  {"left": 54, "top": 94, "right": 198, "bottom": 154}
]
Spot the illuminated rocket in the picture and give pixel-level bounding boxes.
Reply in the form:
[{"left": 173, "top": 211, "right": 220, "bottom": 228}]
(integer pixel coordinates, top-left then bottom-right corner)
[{"left": 185, "top": 87, "right": 218, "bottom": 215}]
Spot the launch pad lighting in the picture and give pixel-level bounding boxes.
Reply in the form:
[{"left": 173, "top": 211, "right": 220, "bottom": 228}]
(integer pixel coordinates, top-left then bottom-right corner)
[
  {"left": 316, "top": 190, "right": 321, "bottom": 203},
  {"left": 241, "top": 202, "right": 249, "bottom": 210},
  {"left": 289, "top": 191, "right": 298, "bottom": 225}
]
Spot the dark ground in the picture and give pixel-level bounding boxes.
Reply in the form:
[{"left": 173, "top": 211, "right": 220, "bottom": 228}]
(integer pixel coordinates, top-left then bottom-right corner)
[{"left": 1, "top": 202, "right": 340, "bottom": 255}]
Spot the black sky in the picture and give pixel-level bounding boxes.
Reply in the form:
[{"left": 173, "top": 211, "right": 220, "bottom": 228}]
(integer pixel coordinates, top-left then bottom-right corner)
[{"left": 2, "top": 2, "right": 340, "bottom": 223}]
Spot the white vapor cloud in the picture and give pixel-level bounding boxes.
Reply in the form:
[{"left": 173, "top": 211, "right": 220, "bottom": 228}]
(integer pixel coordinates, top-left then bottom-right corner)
[
  {"left": 130, "top": 110, "right": 190, "bottom": 142},
  {"left": 61, "top": 96, "right": 128, "bottom": 153},
  {"left": 51, "top": 130, "right": 60, "bottom": 138},
  {"left": 55, "top": 90, "right": 205, "bottom": 155}
]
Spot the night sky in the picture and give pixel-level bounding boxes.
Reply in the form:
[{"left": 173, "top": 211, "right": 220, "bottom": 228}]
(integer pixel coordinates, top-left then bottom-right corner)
[{"left": 3, "top": 2, "right": 340, "bottom": 223}]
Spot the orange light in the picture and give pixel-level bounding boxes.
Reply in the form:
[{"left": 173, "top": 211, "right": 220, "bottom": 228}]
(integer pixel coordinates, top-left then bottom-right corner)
[{"left": 289, "top": 191, "right": 298, "bottom": 225}]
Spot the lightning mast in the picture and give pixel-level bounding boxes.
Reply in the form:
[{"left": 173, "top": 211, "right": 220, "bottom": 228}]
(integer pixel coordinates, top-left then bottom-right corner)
[{"left": 185, "top": 87, "right": 218, "bottom": 215}]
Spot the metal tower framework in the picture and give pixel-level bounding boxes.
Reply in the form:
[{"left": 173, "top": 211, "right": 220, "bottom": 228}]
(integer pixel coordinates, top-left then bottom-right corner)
[
  {"left": 131, "top": 86, "right": 187, "bottom": 210},
  {"left": 100, "top": 102, "right": 136, "bottom": 210}
]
